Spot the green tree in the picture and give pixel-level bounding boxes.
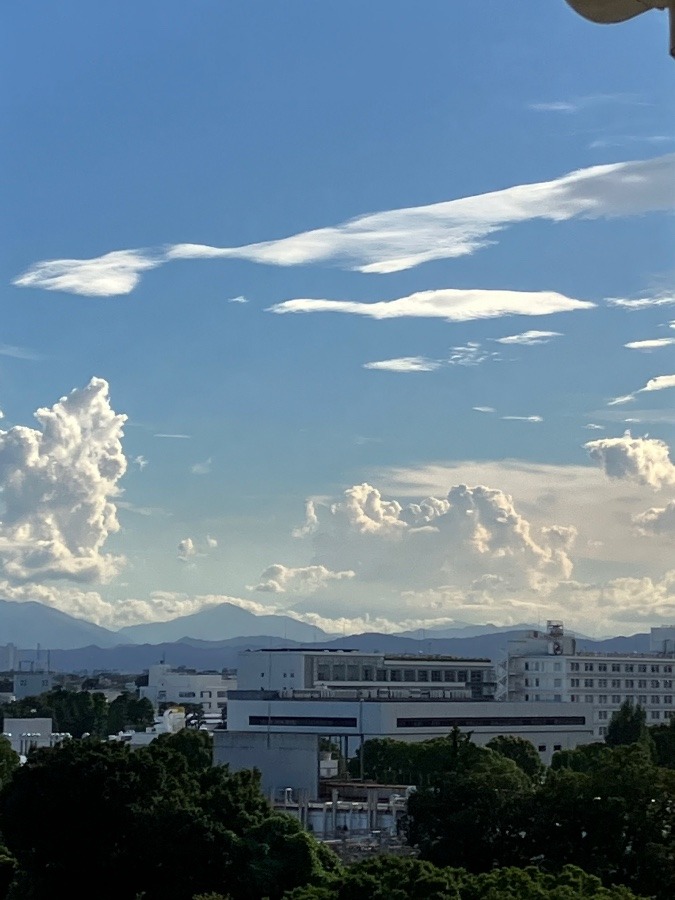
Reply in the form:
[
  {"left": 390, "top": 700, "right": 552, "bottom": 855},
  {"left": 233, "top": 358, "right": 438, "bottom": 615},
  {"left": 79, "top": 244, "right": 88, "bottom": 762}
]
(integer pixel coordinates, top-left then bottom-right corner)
[
  {"left": 486, "top": 735, "right": 544, "bottom": 781},
  {"left": 108, "top": 692, "right": 155, "bottom": 734},
  {"left": 0, "top": 733, "right": 339, "bottom": 900},
  {"left": 650, "top": 716, "right": 675, "bottom": 768},
  {"left": 605, "top": 701, "right": 653, "bottom": 752},
  {"left": 0, "top": 738, "right": 18, "bottom": 789}
]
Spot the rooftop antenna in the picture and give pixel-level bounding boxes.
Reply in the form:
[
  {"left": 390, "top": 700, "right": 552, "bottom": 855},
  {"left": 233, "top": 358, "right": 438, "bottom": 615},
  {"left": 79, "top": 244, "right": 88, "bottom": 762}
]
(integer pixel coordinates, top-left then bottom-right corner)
[{"left": 565, "top": 0, "right": 674, "bottom": 58}]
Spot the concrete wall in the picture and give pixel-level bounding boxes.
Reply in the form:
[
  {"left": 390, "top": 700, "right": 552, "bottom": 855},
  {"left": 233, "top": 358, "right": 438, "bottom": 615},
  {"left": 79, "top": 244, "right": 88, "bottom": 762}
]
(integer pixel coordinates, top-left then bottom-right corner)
[{"left": 213, "top": 730, "right": 320, "bottom": 797}]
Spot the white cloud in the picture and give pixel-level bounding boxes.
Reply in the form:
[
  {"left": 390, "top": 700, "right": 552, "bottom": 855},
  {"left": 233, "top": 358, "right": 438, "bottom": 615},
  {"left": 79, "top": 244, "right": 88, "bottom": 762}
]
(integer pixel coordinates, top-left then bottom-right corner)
[
  {"left": 133, "top": 455, "right": 148, "bottom": 470},
  {"left": 292, "top": 499, "right": 320, "bottom": 538},
  {"left": 448, "top": 342, "right": 496, "bottom": 366},
  {"left": 363, "top": 357, "right": 441, "bottom": 373},
  {"left": 0, "top": 343, "right": 43, "bottom": 361},
  {"left": 607, "top": 294, "right": 675, "bottom": 309},
  {"left": 529, "top": 93, "right": 644, "bottom": 115},
  {"left": 190, "top": 457, "right": 212, "bottom": 475},
  {"left": 642, "top": 374, "right": 675, "bottom": 393},
  {"left": 250, "top": 563, "right": 355, "bottom": 594},
  {"left": 206, "top": 534, "right": 218, "bottom": 549},
  {"left": 13, "top": 250, "right": 160, "bottom": 297},
  {"left": 227, "top": 295, "right": 248, "bottom": 304},
  {"left": 296, "top": 481, "right": 576, "bottom": 599},
  {"left": 501, "top": 415, "right": 543, "bottom": 422},
  {"left": 584, "top": 423, "right": 605, "bottom": 430},
  {"left": 172, "top": 153, "right": 675, "bottom": 275},
  {"left": 177, "top": 538, "right": 196, "bottom": 561},
  {"left": 585, "top": 431, "right": 675, "bottom": 489},
  {"left": 473, "top": 406, "right": 495, "bottom": 413},
  {"left": 0, "top": 378, "right": 127, "bottom": 583},
  {"left": 625, "top": 338, "right": 675, "bottom": 350},
  {"left": 16, "top": 155, "right": 674, "bottom": 296},
  {"left": 154, "top": 433, "right": 191, "bottom": 439},
  {"left": 634, "top": 500, "right": 675, "bottom": 535},
  {"left": 493, "top": 330, "right": 562, "bottom": 345},
  {"left": 270, "top": 288, "right": 594, "bottom": 322}
]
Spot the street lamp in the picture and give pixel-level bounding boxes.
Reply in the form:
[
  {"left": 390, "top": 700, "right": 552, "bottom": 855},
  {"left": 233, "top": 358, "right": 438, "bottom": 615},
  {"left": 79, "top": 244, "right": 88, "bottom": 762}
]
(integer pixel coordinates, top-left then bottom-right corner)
[{"left": 565, "top": 0, "right": 674, "bottom": 57}]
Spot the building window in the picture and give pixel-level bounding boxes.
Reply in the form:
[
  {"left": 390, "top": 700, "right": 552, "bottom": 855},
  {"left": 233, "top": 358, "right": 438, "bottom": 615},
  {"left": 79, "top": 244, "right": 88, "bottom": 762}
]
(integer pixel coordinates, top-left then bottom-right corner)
[
  {"left": 554, "top": 694, "right": 562, "bottom": 702},
  {"left": 611, "top": 664, "right": 620, "bottom": 673},
  {"left": 570, "top": 662, "right": 580, "bottom": 672},
  {"left": 178, "top": 692, "right": 195, "bottom": 698},
  {"left": 599, "top": 726, "right": 607, "bottom": 736},
  {"left": 396, "top": 715, "right": 586, "bottom": 728},
  {"left": 524, "top": 662, "right": 529, "bottom": 671},
  {"left": 417, "top": 670, "right": 429, "bottom": 682},
  {"left": 584, "top": 663, "right": 594, "bottom": 672},
  {"left": 389, "top": 669, "right": 402, "bottom": 682},
  {"left": 651, "top": 680, "right": 660, "bottom": 689},
  {"left": 362, "top": 667, "right": 373, "bottom": 681},
  {"left": 638, "top": 680, "right": 647, "bottom": 689},
  {"left": 332, "top": 665, "right": 345, "bottom": 681},
  {"left": 553, "top": 744, "right": 562, "bottom": 751},
  {"left": 444, "top": 671, "right": 456, "bottom": 682},
  {"left": 598, "top": 711, "right": 609, "bottom": 720},
  {"left": 651, "top": 711, "right": 661, "bottom": 720},
  {"left": 347, "top": 666, "right": 359, "bottom": 681},
  {"left": 638, "top": 665, "right": 647, "bottom": 673},
  {"left": 431, "top": 670, "right": 442, "bottom": 683},
  {"left": 404, "top": 670, "right": 416, "bottom": 682},
  {"left": 598, "top": 663, "right": 607, "bottom": 672},
  {"left": 664, "top": 695, "right": 673, "bottom": 705},
  {"left": 376, "top": 669, "right": 387, "bottom": 681},
  {"left": 638, "top": 696, "right": 647, "bottom": 705},
  {"left": 625, "top": 665, "right": 634, "bottom": 673},
  {"left": 664, "top": 665, "right": 673, "bottom": 674},
  {"left": 651, "top": 665, "right": 660, "bottom": 674},
  {"left": 457, "top": 670, "right": 468, "bottom": 682},
  {"left": 651, "top": 696, "right": 660, "bottom": 705},
  {"left": 554, "top": 662, "right": 562, "bottom": 672},
  {"left": 584, "top": 679, "right": 594, "bottom": 688},
  {"left": 625, "top": 679, "right": 634, "bottom": 689},
  {"left": 598, "top": 695, "right": 607, "bottom": 704},
  {"left": 216, "top": 691, "right": 227, "bottom": 698},
  {"left": 571, "top": 678, "right": 580, "bottom": 688},
  {"left": 571, "top": 695, "right": 578, "bottom": 702},
  {"left": 598, "top": 679, "right": 607, "bottom": 688},
  {"left": 317, "top": 666, "right": 329, "bottom": 681},
  {"left": 554, "top": 678, "right": 562, "bottom": 688},
  {"left": 612, "top": 695, "right": 621, "bottom": 704},
  {"left": 665, "top": 710, "right": 673, "bottom": 719},
  {"left": 585, "top": 695, "right": 593, "bottom": 703},
  {"left": 664, "top": 680, "right": 672, "bottom": 689},
  {"left": 250, "top": 715, "right": 357, "bottom": 728},
  {"left": 201, "top": 691, "right": 212, "bottom": 698},
  {"left": 538, "top": 745, "right": 546, "bottom": 753}
]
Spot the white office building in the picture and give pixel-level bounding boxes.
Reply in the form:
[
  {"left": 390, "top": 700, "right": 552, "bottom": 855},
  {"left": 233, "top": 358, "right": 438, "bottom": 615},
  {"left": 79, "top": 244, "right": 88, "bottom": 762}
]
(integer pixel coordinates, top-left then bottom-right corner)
[
  {"left": 140, "top": 664, "right": 236, "bottom": 715},
  {"left": 500, "top": 621, "right": 675, "bottom": 738}
]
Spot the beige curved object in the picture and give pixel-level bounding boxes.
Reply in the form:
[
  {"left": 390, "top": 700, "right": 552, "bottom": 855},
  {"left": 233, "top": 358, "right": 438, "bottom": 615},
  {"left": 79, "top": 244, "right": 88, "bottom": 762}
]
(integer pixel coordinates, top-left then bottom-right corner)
[{"left": 565, "top": 0, "right": 667, "bottom": 24}]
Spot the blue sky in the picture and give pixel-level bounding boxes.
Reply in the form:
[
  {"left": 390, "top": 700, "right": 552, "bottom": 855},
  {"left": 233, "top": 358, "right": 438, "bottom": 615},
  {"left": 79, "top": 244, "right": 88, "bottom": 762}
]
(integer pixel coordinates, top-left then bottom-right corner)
[{"left": 2, "top": 2, "right": 674, "bottom": 636}]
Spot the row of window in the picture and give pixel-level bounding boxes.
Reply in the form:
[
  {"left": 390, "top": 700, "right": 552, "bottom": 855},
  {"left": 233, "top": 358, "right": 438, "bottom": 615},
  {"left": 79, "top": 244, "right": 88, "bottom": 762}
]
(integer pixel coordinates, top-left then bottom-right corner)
[
  {"left": 570, "top": 662, "right": 673, "bottom": 674},
  {"left": 570, "top": 679, "right": 673, "bottom": 690},
  {"left": 396, "top": 715, "right": 586, "bottom": 728},
  {"left": 598, "top": 710, "right": 672, "bottom": 723},
  {"left": 570, "top": 694, "right": 674, "bottom": 705},
  {"left": 316, "top": 666, "right": 476, "bottom": 684}
]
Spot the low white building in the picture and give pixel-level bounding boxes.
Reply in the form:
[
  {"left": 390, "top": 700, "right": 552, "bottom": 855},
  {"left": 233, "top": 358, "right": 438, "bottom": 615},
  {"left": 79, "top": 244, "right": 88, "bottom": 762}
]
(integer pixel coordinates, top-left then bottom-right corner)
[
  {"left": 500, "top": 621, "right": 675, "bottom": 738},
  {"left": 2, "top": 717, "right": 69, "bottom": 757},
  {"left": 139, "top": 664, "right": 236, "bottom": 715}
]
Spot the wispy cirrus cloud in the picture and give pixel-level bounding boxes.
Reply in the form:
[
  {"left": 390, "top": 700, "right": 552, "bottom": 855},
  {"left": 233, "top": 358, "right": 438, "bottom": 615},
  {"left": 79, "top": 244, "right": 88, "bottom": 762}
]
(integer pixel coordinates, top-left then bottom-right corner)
[
  {"left": 529, "top": 93, "right": 645, "bottom": 114},
  {"left": 607, "top": 293, "right": 675, "bottom": 310},
  {"left": 473, "top": 406, "right": 495, "bottom": 414},
  {"left": 0, "top": 343, "right": 43, "bottom": 361},
  {"left": 269, "top": 288, "right": 594, "bottom": 322},
  {"left": 13, "top": 154, "right": 675, "bottom": 295},
  {"left": 501, "top": 415, "right": 543, "bottom": 423},
  {"left": 154, "top": 432, "right": 191, "bottom": 439},
  {"left": 363, "top": 357, "right": 442, "bottom": 373},
  {"left": 493, "top": 329, "right": 562, "bottom": 346}
]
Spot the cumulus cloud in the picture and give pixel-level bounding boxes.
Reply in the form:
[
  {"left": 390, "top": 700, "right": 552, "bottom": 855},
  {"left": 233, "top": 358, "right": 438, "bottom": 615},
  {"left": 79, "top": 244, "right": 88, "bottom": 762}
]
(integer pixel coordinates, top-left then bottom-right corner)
[
  {"left": 585, "top": 431, "right": 675, "bottom": 489},
  {"left": 292, "top": 499, "right": 320, "bottom": 538},
  {"left": 494, "top": 330, "right": 562, "bottom": 345},
  {"left": 633, "top": 500, "right": 675, "bottom": 535},
  {"left": 16, "top": 155, "right": 674, "bottom": 295},
  {"left": 624, "top": 338, "right": 675, "bottom": 350},
  {"left": 295, "top": 481, "right": 576, "bottom": 598},
  {"left": 13, "top": 250, "right": 160, "bottom": 297},
  {"left": 177, "top": 538, "right": 196, "bottom": 561},
  {"left": 269, "top": 288, "right": 594, "bottom": 322},
  {"left": 133, "top": 455, "right": 148, "bottom": 470},
  {"left": 250, "top": 563, "right": 356, "bottom": 594},
  {"left": 190, "top": 457, "right": 212, "bottom": 475},
  {"left": 363, "top": 357, "right": 441, "bottom": 373},
  {"left": 0, "top": 378, "right": 127, "bottom": 584},
  {"left": 206, "top": 534, "right": 218, "bottom": 549}
]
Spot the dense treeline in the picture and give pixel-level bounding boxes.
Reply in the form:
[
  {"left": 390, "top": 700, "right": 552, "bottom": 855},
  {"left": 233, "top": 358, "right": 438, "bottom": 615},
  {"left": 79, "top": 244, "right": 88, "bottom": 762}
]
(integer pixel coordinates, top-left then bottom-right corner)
[
  {"left": 0, "top": 706, "right": 671, "bottom": 898},
  {"left": 0, "top": 688, "right": 154, "bottom": 738}
]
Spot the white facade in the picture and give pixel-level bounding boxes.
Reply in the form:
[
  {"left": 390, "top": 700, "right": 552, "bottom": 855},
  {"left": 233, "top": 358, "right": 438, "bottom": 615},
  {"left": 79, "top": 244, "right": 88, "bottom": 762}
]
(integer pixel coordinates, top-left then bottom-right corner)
[
  {"left": 139, "top": 664, "right": 236, "bottom": 714},
  {"left": 227, "top": 649, "right": 594, "bottom": 767},
  {"left": 501, "top": 622, "right": 675, "bottom": 738},
  {"left": 2, "top": 717, "right": 69, "bottom": 756},
  {"left": 238, "top": 648, "right": 496, "bottom": 701}
]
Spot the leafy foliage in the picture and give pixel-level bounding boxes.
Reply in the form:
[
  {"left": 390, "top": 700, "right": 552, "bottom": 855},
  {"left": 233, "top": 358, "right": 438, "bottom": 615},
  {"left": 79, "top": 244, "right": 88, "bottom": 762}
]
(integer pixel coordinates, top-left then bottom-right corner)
[{"left": 486, "top": 735, "right": 544, "bottom": 781}]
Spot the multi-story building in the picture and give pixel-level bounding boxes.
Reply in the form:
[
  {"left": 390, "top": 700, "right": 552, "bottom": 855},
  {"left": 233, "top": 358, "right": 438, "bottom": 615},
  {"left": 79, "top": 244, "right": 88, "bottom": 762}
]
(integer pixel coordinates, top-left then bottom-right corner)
[
  {"left": 500, "top": 621, "right": 675, "bottom": 738},
  {"left": 139, "top": 664, "right": 236, "bottom": 715}
]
